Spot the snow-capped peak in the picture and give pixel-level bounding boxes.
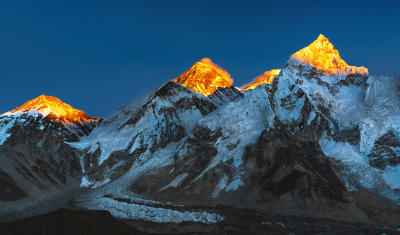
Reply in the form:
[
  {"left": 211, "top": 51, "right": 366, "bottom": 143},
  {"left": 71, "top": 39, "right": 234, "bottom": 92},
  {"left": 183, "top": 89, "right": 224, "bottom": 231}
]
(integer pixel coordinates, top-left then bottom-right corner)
[
  {"left": 290, "top": 34, "right": 369, "bottom": 76},
  {"left": 239, "top": 69, "right": 281, "bottom": 91},
  {"left": 173, "top": 58, "right": 234, "bottom": 96},
  {"left": 1, "top": 94, "right": 101, "bottom": 124}
]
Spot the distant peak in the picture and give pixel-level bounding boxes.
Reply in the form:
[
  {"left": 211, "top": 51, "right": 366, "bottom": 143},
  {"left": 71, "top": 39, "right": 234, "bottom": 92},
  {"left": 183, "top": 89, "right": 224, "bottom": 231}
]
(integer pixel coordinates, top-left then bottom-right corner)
[
  {"left": 316, "top": 33, "right": 329, "bottom": 42},
  {"left": 173, "top": 58, "right": 233, "bottom": 96},
  {"left": 239, "top": 69, "right": 281, "bottom": 91},
  {"left": 199, "top": 58, "right": 213, "bottom": 64},
  {"left": 2, "top": 95, "right": 101, "bottom": 123},
  {"left": 290, "top": 34, "right": 369, "bottom": 76},
  {"left": 32, "top": 94, "right": 65, "bottom": 104}
]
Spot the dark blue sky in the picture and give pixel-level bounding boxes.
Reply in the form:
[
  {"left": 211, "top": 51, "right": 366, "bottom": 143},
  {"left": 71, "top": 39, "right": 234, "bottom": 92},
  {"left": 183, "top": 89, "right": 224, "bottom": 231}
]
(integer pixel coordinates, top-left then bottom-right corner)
[{"left": 0, "top": 0, "right": 399, "bottom": 117}]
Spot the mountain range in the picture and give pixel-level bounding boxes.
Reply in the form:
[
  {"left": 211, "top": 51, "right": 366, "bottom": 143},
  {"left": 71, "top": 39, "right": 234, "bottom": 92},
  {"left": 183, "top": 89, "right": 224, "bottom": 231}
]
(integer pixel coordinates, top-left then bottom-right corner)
[{"left": 1, "top": 34, "right": 400, "bottom": 234}]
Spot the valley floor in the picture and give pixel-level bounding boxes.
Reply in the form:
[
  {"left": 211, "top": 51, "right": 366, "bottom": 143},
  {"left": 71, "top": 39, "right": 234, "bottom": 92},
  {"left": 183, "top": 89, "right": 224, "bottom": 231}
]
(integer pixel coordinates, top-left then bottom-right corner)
[{"left": 1, "top": 206, "right": 400, "bottom": 235}]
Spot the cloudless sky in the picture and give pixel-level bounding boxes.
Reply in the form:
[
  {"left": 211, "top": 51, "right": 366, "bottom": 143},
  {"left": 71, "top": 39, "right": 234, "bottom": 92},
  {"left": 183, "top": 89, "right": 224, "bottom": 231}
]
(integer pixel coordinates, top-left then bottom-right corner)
[{"left": 0, "top": 0, "right": 399, "bottom": 117}]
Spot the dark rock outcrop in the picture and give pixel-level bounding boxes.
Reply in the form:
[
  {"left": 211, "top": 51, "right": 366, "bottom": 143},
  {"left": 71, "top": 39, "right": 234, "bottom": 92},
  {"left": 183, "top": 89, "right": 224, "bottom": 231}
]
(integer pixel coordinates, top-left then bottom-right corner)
[
  {"left": 208, "top": 86, "right": 244, "bottom": 106},
  {"left": 369, "top": 130, "right": 400, "bottom": 170}
]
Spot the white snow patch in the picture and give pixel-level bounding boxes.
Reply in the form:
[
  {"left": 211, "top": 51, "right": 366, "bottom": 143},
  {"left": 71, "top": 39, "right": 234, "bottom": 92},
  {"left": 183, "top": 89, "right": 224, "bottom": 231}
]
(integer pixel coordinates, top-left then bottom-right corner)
[
  {"left": 160, "top": 173, "right": 188, "bottom": 191},
  {"left": 83, "top": 197, "right": 223, "bottom": 224},
  {"left": 225, "top": 175, "right": 244, "bottom": 192},
  {"left": 66, "top": 141, "right": 92, "bottom": 151},
  {"left": 211, "top": 174, "right": 244, "bottom": 198},
  {"left": 307, "top": 111, "right": 316, "bottom": 126},
  {"left": 211, "top": 175, "right": 229, "bottom": 198},
  {"left": 1, "top": 110, "right": 41, "bottom": 119},
  {"left": 129, "top": 135, "right": 142, "bottom": 154},
  {"left": 80, "top": 176, "right": 92, "bottom": 188}
]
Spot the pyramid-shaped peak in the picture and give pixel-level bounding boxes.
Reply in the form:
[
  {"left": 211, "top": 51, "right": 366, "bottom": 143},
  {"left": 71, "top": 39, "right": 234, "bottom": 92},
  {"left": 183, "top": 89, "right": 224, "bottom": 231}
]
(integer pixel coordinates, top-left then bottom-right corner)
[
  {"left": 311, "top": 34, "right": 336, "bottom": 50},
  {"left": 2, "top": 95, "right": 101, "bottom": 123},
  {"left": 193, "top": 58, "right": 231, "bottom": 80},
  {"left": 316, "top": 33, "right": 329, "bottom": 41},
  {"left": 173, "top": 58, "right": 233, "bottom": 96},
  {"left": 290, "top": 34, "right": 368, "bottom": 76}
]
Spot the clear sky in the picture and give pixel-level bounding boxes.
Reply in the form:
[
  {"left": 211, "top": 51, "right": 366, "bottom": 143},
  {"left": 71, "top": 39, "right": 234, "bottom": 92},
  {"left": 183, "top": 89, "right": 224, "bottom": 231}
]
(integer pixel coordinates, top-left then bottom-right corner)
[{"left": 0, "top": 0, "right": 399, "bottom": 117}]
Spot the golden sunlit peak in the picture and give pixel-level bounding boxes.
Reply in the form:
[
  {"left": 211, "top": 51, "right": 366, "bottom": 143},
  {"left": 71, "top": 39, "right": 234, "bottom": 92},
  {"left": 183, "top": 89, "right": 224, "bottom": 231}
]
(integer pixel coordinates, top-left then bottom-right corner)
[
  {"left": 291, "top": 34, "right": 369, "bottom": 76},
  {"left": 2, "top": 95, "right": 101, "bottom": 123},
  {"left": 200, "top": 58, "right": 213, "bottom": 64},
  {"left": 239, "top": 69, "right": 281, "bottom": 91},
  {"left": 173, "top": 58, "right": 233, "bottom": 96}
]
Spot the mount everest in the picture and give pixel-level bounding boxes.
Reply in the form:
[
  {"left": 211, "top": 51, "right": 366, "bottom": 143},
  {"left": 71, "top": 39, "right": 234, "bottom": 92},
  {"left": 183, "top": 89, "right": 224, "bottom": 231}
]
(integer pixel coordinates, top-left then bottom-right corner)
[{"left": 1, "top": 34, "right": 400, "bottom": 234}]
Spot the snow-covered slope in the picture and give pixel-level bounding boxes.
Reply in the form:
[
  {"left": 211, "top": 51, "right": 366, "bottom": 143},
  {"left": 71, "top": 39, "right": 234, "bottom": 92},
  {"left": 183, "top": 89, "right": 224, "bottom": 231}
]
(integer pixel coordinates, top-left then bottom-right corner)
[
  {"left": 71, "top": 81, "right": 217, "bottom": 187},
  {"left": 140, "top": 84, "right": 275, "bottom": 198},
  {"left": 270, "top": 34, "right": 368, "bottom": 139}
]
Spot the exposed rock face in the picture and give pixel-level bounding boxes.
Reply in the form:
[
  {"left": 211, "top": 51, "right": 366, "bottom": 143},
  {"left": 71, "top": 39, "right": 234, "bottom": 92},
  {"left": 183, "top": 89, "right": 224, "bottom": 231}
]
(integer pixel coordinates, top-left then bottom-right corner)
[
  {"left": 268, "top": 75, "right": 330, "bottom": 141},
  {"left": 208, "top": 86, "right": 244, "bottom": 106},
  {"left": 368, "top": 130, "right": 400, "bottom": 169},
  {"left": 244, "top": 129, "right": 347, "bottom": 203},
  {"left": 269, "top": 55, "right": 368, "bottom": 141},
  {"left": 0, "top": 120, "right": 82, "bottom": 189}
]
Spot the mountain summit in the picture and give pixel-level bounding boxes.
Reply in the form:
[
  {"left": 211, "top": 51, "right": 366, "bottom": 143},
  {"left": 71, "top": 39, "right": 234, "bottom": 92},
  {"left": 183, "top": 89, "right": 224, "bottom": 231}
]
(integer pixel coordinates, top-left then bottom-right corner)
[
  {"left": 173, "top": 58, "right": 233, "bottom": 96},
  {"left": 290, "top": 34, "right": 369, "bottom": 76},
  {"left": 240, "top": 69, "right": 281, "bottom": 91},
  {"left": 2, "top": 95, "right": 100, "bottom": 124}
]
